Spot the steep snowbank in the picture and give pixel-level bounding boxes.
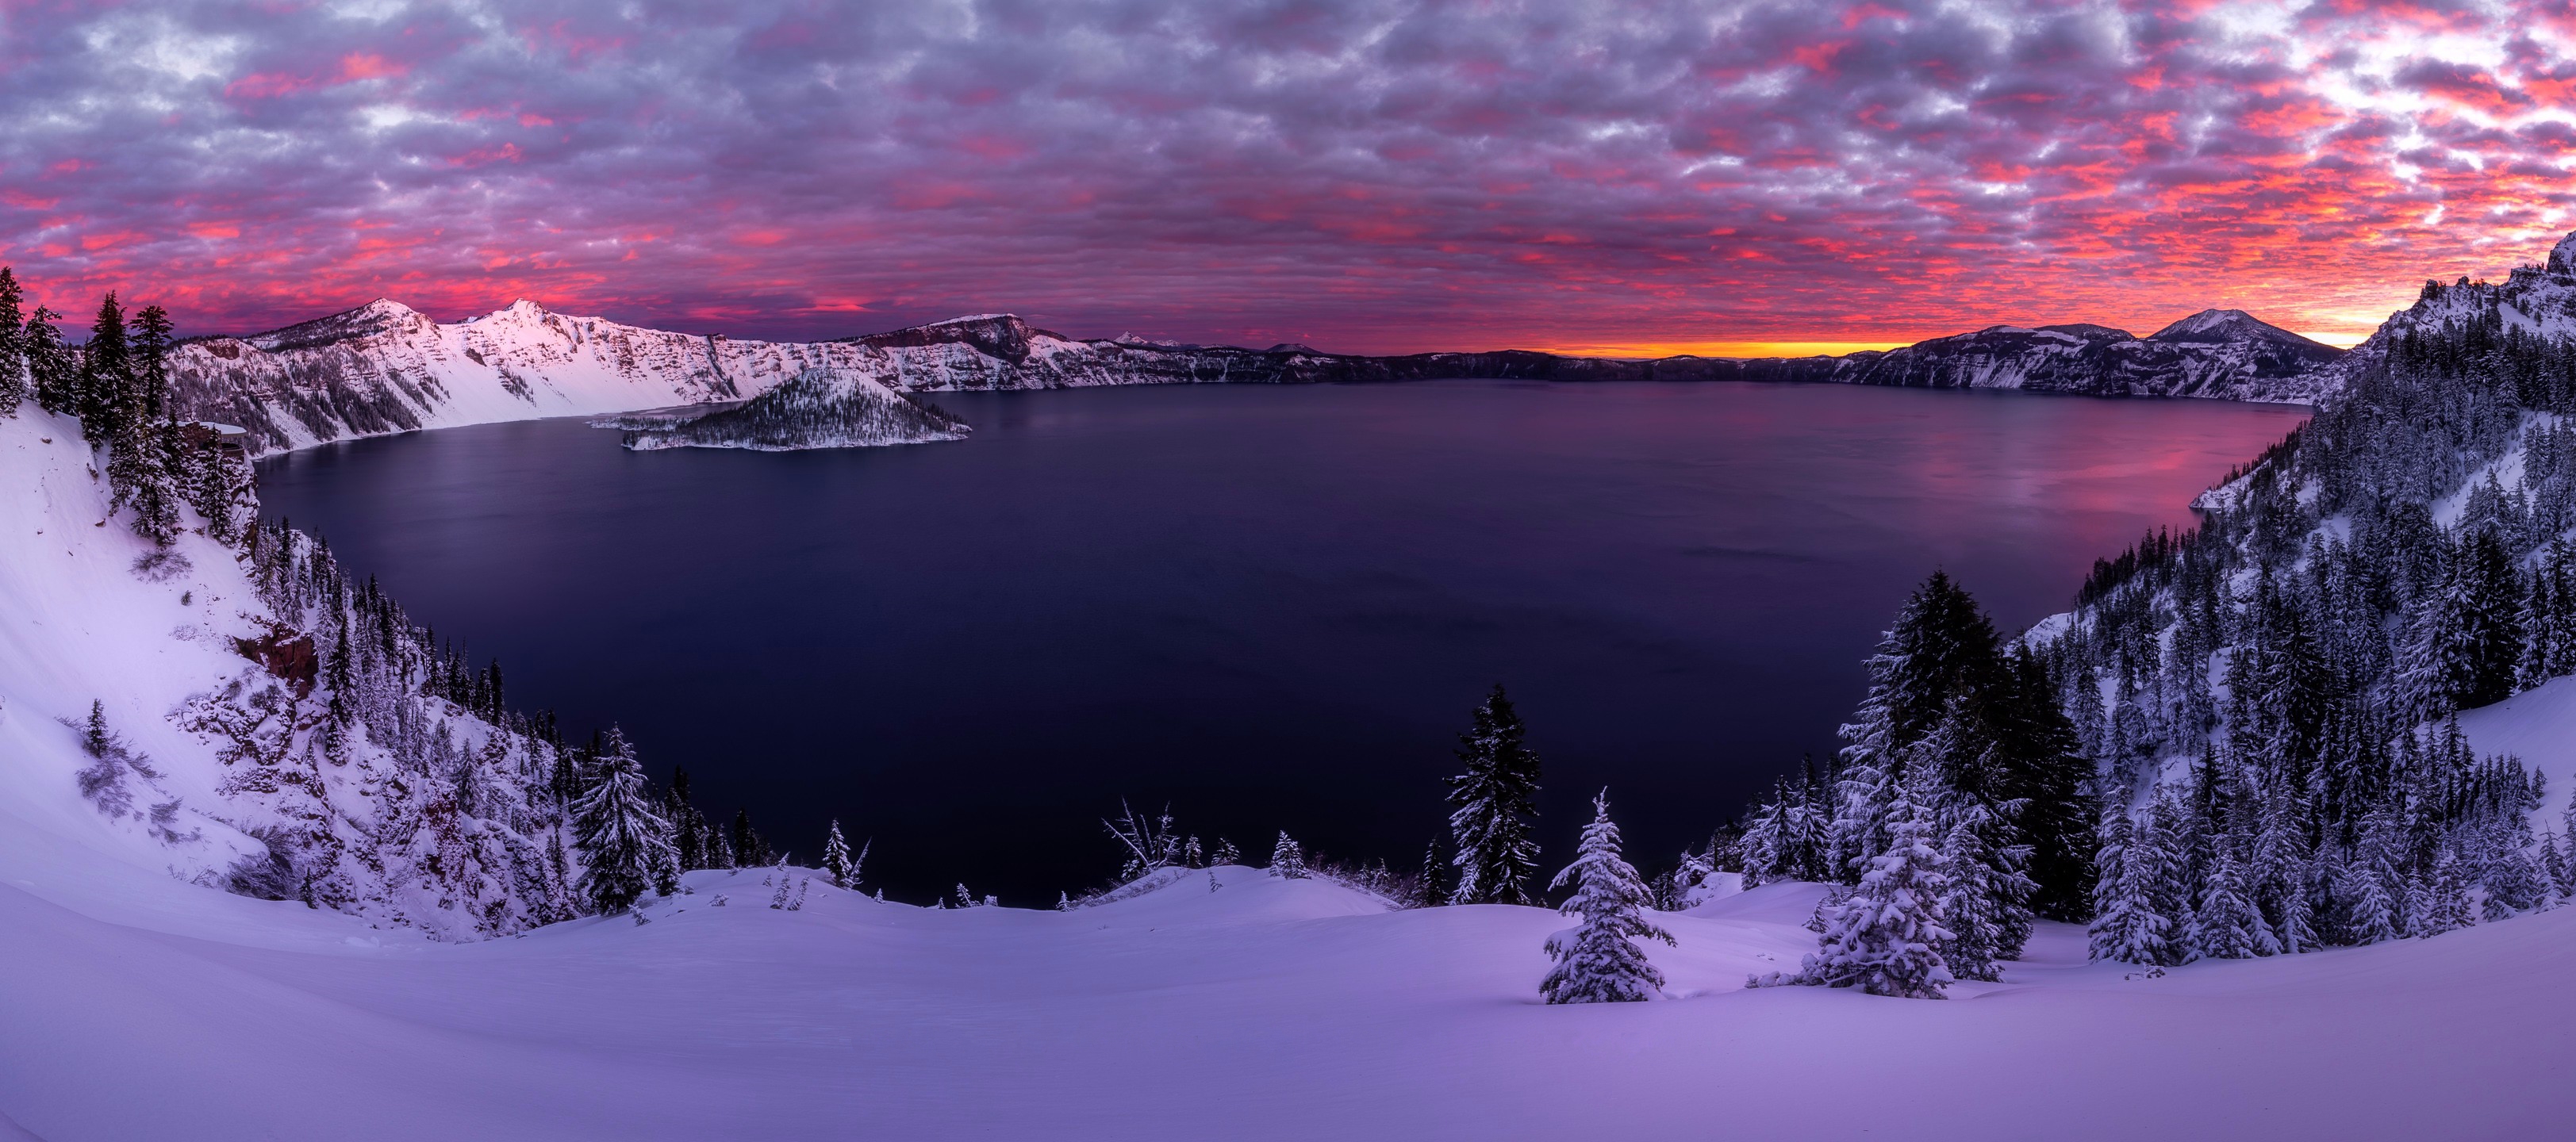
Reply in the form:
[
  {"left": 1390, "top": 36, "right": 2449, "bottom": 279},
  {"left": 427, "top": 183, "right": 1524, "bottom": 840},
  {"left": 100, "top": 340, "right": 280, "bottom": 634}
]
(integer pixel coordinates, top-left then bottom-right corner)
[{"left": 0, "top": 408, "right": 568, "bottom": 940}]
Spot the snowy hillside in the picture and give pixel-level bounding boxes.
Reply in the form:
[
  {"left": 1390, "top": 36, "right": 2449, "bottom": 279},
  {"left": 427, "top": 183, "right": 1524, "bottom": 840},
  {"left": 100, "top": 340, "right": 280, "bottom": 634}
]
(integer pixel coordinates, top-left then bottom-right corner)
[
  {"left": 0, "top": 406, "right": 578, "bottom": 940},
  {"left": 6, "top": 837, "right": 2572, "bottom": 1140},
  {"left": 161, "top": 299, "right": 2344, "bottom": 457}
]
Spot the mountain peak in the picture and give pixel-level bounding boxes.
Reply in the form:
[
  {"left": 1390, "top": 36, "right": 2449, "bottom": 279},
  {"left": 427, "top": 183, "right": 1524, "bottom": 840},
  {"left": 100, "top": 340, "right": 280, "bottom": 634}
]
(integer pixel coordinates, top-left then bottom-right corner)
[
  {"left": 242, "top": 297, "right": 430, "bottom": 352},
  {"left": 2551, "top": 231, "right": 2576, "bottom": 276},
  {"left": 2145, "top": 308, "right": 2336, "bottom": 354},
  {"left": 475, "top": 298, "right": 555, "bottom": 323}
]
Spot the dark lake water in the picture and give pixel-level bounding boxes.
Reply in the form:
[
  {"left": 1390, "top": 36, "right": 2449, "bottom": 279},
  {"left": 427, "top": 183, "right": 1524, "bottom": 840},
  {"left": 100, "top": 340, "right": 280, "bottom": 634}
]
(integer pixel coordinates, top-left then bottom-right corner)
[{"left": 255, "top": 381, "right": 2308, "bottom": 904}]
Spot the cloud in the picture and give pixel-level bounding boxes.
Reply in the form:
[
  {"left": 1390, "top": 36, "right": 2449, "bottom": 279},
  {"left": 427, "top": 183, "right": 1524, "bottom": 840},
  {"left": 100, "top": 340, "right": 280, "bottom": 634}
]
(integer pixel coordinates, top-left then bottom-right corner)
[{"left": 3, "top": 0, "right": 2575, "bottom": 352}]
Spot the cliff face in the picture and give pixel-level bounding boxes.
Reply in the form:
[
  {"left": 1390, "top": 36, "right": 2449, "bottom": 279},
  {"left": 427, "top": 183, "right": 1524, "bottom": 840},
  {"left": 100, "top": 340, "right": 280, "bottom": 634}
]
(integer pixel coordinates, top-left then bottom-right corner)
[{"left": 171, "top": 301, "right": 2344, "bottom": 456}]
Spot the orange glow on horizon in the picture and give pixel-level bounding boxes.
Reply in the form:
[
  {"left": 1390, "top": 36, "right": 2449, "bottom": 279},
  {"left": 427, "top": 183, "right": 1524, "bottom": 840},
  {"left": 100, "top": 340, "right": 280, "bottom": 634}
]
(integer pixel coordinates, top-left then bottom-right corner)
[{"left": 1532, "top": 339, "right": 1917, "bottom": 359}]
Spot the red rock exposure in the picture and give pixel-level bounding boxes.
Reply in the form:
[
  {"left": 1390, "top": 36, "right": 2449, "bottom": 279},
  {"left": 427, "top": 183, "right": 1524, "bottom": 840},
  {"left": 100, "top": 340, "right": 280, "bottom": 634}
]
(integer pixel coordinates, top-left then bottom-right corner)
[{"left": 232, "top": 626, "right": 317, "bottom": 696}]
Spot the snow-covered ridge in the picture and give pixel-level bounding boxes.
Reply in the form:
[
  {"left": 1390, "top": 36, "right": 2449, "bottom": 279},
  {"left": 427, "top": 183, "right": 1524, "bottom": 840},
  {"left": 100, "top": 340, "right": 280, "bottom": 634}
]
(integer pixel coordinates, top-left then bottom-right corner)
[
  {"left": 170, "top": 300, "right": 2347, "bottom": 456},
  {"left": 1816, "top": 311, "right": 2344, "bottom": 401}
]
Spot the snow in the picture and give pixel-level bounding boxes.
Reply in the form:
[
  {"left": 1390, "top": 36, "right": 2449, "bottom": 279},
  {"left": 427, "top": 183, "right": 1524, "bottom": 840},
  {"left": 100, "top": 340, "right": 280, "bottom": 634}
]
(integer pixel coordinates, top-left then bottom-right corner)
[
  {"left": 7, "top": 826, "right": 2576, "bottom": 1139},
  {"left": 9, "top": 397, "right": 2576, "bottom": 1136}
]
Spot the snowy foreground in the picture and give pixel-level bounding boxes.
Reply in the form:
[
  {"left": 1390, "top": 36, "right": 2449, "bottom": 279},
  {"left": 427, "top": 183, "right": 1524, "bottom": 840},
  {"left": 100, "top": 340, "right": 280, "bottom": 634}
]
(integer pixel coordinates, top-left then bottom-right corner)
[
  {"left": 6, "top": 413, "right": 2576, "bottom": 1138},
  {"left": 8, "top": 822, "right": 2576, "bottom": 1139}
]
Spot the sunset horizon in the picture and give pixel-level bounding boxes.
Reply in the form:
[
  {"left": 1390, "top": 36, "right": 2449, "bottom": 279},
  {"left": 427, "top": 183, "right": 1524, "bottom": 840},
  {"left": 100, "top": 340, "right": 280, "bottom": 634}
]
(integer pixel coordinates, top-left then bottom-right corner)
[{"left": 10, "top": 2, "right": 2572, "bottom": 353}]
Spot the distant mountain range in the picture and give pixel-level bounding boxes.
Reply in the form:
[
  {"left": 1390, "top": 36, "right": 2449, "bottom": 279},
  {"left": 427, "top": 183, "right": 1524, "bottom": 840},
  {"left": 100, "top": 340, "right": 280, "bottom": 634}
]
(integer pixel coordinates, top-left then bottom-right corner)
[{"left": 170, "top": 292, "right": 2350, "bottom": 454}]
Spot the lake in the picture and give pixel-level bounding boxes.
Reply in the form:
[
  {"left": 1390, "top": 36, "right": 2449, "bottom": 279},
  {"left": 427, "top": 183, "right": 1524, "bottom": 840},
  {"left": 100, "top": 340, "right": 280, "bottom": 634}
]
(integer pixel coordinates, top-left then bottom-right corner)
[{"left": 255, "top": 380, "right": 2308, "bottom": 903}]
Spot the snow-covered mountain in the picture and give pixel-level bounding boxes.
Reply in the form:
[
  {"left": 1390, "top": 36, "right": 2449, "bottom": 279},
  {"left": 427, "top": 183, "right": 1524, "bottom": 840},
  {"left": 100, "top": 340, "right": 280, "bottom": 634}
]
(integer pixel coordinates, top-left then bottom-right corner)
[
  {"left": 1820, "top": 309, "right": 2345, "bottom": 400},
  {"left": 2337, "top": 232, "right": 2576, "bottom": 363},
  {"left": 169, "top": 301, "right": 2344, "bottom": 456}
]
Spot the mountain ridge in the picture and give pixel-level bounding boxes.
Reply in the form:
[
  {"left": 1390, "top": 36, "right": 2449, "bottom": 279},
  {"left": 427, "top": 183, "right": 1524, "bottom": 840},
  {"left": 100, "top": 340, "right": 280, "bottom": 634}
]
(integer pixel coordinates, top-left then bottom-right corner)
[{"left": 165, "top": 297, "right": 2349, "bottom": 455}]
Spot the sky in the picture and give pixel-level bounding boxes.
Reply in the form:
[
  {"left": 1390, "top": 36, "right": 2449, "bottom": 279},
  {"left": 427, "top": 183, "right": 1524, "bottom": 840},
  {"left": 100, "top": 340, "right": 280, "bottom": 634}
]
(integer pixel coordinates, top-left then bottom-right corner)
[{"left": 5, "top": 1, "right": 2576, "bottom": 356}]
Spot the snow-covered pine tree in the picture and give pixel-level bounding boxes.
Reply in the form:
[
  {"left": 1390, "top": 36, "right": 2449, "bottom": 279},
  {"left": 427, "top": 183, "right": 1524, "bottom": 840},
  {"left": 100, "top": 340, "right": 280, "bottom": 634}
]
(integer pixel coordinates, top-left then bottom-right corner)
[
  {"left": 2413, "top": 850, "right": 2476, "bottom": 937},
  {"left": 2183, "top": 843, "right": 2264, "bottom": 961},
  {"left": 1269, "top": 831, "right": 1307, "bottom": 879},
  {"left": 1916, "top": 701, "right": 2037, "bottom": 968},
  {"left": 1665, "top": 845, "right": 1714, "bottom": 911},
  {"left": 2249, "top": 780, "right": 2317, "bottom": 954},
  {"left": 1446, "top": 684, "right": 1541, "bottom": 905},
  {"left": 0, "top": 267, "right": 23, "bottom": 413},
  {"left": 570, "top": 728, "right": 674, "bottom": 914},
  {"left": 1540, "top": 791, "right": 1675, "bottom": 1004},
  {"left": 820, "top": 820, "right": 854, "bottom": 888},
  {"left": 2087, "top": 799, "right": 2174, "bottom": 965},
  {"left": 1994, "top": 644, "right": 2096, "bottom": 922},
  {"left": 2520, "top": 535, "right": 2576, "bottom": 687},
  {"left": 650, "top": 828, "right": 681, "bottom": 898},
  {"left": 2400, "top": 527, "right": 2526, "bottom": 715},
  {"left": 1737, "top": 780, "right": 1795, "bottom": 888},
  {"left": 76, "top": 292, "right": 132, "bottom": 443},
  {"left": 25, "top": 305, "right": 75, "bottom": 419},
  {"left": 2338, "top": 837, "right": 2401, "bottom": 945},
  {"left": 1778, "top": 762, "right": 1954, "bottom": 998},
  {"left": 106, "top": 416, "right": 183, "bottom": 546}
]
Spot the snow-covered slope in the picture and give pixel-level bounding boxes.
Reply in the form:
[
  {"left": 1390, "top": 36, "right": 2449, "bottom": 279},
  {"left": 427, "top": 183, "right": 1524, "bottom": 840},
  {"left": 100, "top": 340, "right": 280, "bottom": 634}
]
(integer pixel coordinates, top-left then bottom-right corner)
[
  {"left": 6, "top": 841, "right": 2572, "bottom": 1140},
  {"left": 167, "top": 301, "right": 2343, "bottom": 457},
  {"left": 0, "top": 408, "right": 571, "bottom": 940}
]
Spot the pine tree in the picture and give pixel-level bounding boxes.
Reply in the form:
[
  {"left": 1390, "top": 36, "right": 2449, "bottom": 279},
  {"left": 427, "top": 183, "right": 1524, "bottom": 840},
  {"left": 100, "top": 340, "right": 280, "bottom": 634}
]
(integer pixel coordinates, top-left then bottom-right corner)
[
  {"left": 2413, "top": 850, "right": 2476, "bottom": 937},
  {"left": 2520, "top": 536, "right": 2576, "bottom": 688},
  {"left": 1939, "top": 703, "right": 2038, "bottom": 950},
  {"left": 1737, "top": 780, "right": 1795, "bottom": 887},
  {"left": 820, "top": 820, "right": 855, "bottom": 888},
  {"left": 186, "top": 436, "right": 251, "bottom": 546},
  {"left": 2401, "top": 527, "right": 2526, "bottom": 715},
  {"left": 132, "top": 305, "right": 173, "bottom": 421},
  {"left": 82, "top": 699, "right": 110, "bottom": 757},
  {"left": 2249, "top": 781, "right": 2316, "bottom": 954},
  {"left": 1414, "top": 835, "right": 1449, "bottom": 907},
  {"left": 1664, "top": 845, "right": 1714, "bottom": 910},
  {"left": 107, "top": 416, "right": 183, "bottom": 546},
  {"left": 2338, "top": 842, "right": 2400, "bottom": 945},
  {"left": 570, "top": 728, "right": 674, "bottom": 914},
  {"left": 1997, "top": 644, "right": 2096, "bottom": 922},
  {"left": 2183, "top": 844, "right": 2263, "bottom": 961},
  {"left": 1446, "top": 684, "right": 1541, "bottom": 905},
  {"left": 25, "top": 305, "right": 75, "bottom": 419},
  {"left": 1269, "top": 831, "right": 1307, "bottom": 879},
  {"left": 1540, "top": 791, "right": 1675, "bottom": 1004},
  {"left": 2087, "top": 800, "right": 2174, "bottom": 964},
  {"left": 669, "top": 798, "right": 702, "bottom": 870},
  {"left": 0, "top": 267, "right": 24, "bottom": 413},
  {"left": 1779, "top": 762, "right": 1954, "bottom": 998},
  {"left": 731, "top": 807, "right": 774, "bottom": 868},
  {"left": 77, "top": 292, "right": 132, "bottom": 443}
]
